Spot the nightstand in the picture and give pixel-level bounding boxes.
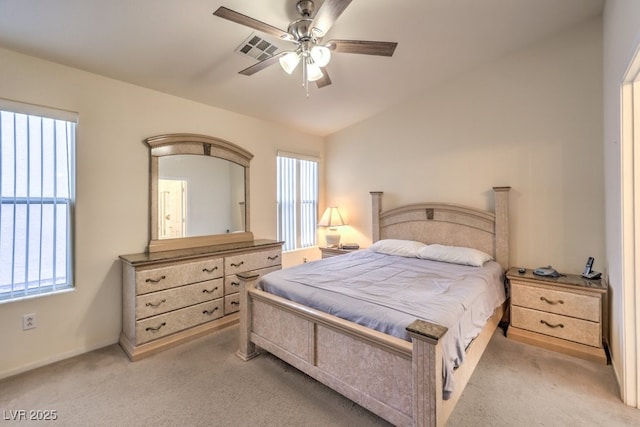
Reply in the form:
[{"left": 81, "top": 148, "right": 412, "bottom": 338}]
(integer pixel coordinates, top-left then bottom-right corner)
[
  {"left": 506, "top": 267, "right": 609, "bottom": 364},
  {"left": 319, "top": 246, "right": 361, "bottom": 259}
]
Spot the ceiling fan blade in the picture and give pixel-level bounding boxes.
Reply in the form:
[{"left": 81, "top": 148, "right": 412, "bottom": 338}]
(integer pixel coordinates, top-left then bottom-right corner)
[
  {"left": 326, "top": 39, "right": 398, "bottom": 57},
  {"left": 213, "top": 6, "right": 290, "bottom": 40},
  {"left": 311, "top": 0, "right": 353, "bottom": 37},
  {"left": 239, "top": 52, "right": 287, "bottom": 76},
  {"left": 315, "top": 68, "right": 332, "bottom": 88}
]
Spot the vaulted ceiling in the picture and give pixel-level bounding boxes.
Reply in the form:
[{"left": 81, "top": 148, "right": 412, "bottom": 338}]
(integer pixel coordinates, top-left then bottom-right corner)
[{"left": 0, "top": 0, "right": 604, "bottom": 136}]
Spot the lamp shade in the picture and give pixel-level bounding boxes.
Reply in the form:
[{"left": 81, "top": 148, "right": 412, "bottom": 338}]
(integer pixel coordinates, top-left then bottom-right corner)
[
  {"left": 306, "top": 60, "right": 324, "bottom": 82},
  {"left": 318, "top": 207, "right": 346, "bottom": 227},
  {"left": 279, "top": 52, "right": 300, "bottom": 74},
  {"left": 310, "top": 45, "right": 331, "bottom": 67}
]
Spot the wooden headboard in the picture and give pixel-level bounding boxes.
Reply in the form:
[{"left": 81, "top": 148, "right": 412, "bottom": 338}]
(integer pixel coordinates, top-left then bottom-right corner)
[{"left": 371, "top": 187, "right": 510, "bottom": 269}]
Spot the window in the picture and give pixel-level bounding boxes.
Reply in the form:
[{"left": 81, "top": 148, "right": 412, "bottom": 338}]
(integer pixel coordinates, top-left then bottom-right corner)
[
  {"left": 277, "top": 151, "right": 319, "bottom": 252},
  {"left": 0, "top": 99, "right": 76, "bottom": 302}
]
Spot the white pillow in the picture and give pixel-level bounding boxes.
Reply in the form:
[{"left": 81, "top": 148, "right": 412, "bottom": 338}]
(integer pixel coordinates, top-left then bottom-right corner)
[
  {"left": 369, "top": 239, "right": 426, "bottom": 258},
  {"left": 418, "top": 244, "right": 493, "bottom": 267}
]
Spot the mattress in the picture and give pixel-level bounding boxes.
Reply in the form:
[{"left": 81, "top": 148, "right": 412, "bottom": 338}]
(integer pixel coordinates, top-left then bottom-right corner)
[{"left": 256, "top": 249, "right": 506, "bottom": 399}]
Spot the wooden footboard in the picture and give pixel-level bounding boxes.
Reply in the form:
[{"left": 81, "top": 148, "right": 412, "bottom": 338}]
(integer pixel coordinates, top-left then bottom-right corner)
[{"left": 237, "top": 272, "right": 504, "bottom": 427}]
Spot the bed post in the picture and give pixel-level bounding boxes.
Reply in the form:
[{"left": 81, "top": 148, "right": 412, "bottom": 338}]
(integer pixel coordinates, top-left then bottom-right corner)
[
  {"left": 493, "top": 186, "right": 511, "bottom": 269},
  {"left": 407, "top": 320, "right": 448, "bottom": 427},
  {"left": 236, "top": 272, "right": 260, "bottom": 361},
  {"left": 371, "top": 191, "right": 383, "bottom": 243}
]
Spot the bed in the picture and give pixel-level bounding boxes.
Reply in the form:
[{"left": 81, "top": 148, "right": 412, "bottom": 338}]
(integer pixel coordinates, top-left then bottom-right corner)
[{"left": 236, "top": 187, "right": 511, "bottom": 427}]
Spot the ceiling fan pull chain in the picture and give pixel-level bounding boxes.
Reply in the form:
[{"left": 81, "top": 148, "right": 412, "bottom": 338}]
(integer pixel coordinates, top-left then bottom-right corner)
[{"left": 303, "top": 59, "right": 310, "bottom": 98}]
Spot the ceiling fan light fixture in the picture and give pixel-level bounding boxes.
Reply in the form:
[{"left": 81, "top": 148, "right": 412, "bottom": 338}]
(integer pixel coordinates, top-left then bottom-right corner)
[
  {"left": 306, "top": 60, "right": 323, "bottom": 82},
  {"left": 279, "top": 52, "right": 301, "bottom": 74},
  {"left": 310, "top": 45, "right": 331, "bottom": 67},
  {"left": 214, "top": 0, "right": 398, "bottom": 96}
]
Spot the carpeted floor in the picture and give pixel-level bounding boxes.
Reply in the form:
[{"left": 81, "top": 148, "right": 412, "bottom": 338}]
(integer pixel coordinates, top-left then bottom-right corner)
[{"left": 1, "top": 325, "right": 639, "bottom": 426}]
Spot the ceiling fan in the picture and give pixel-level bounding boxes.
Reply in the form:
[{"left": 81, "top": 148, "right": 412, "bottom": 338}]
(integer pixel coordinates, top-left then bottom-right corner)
[{"left": 213, "top": 0, "right": 398, "bottom": 96}]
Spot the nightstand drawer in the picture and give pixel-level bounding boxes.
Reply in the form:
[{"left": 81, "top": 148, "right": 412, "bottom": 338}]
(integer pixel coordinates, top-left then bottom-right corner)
[
  {"left": 511, "top": 306, "right": 601, "bottom": 348},
  {"left": 511, "top": 282, "right": 600, "bottom": 322},
  {"left": 319, "top": 246, "right": 363, "bottom": 259}
]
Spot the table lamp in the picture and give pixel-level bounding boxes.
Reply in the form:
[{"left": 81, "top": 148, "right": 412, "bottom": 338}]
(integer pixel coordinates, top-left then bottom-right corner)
[{"left": 318, "top": 207, "right": 346, "bottom": 248}]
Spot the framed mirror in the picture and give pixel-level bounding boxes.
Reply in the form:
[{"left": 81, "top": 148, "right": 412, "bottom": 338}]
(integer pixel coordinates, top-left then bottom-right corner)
[{"left": 146, "top": 134, "right": 254, "bottom": 252}]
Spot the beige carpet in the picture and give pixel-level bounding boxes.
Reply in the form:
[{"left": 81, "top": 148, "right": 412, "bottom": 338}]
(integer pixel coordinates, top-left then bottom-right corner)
[{"left": 1, "top": 325, "right": 639, "bottom": 426}]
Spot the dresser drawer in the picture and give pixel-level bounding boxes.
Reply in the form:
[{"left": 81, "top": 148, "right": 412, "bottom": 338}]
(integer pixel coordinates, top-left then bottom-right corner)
[
  {"left": 224, "top": 276, "right": 242, "bottom": 296},
  {"left": 224, "top": 293, "right": 240, "bottom": 314},
  {"left": 224, "top": 265, "right": 282, "bottom": 296},
  {"left": 136, "top": 299, "right": 224, "bottom": 344},
  {"left": 511, "top": 306, "right": 601, "bottom": 348},
  {"left": 225, "top": 248, "right": 281, "bottom": 275},
  {"left": 511, "top": 282, "right": 600, "bottom": 322},
  {"left": 136, "top": 257, "right": 223, "bottom": 295},
  {"left": 136, "top": 278, "right": 223, "bottom": 320}
]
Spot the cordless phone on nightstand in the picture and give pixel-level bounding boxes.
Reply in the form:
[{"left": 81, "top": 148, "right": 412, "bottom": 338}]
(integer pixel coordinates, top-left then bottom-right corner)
[{"left": 582, "top": 256, "right": 601, "bottom": 280}]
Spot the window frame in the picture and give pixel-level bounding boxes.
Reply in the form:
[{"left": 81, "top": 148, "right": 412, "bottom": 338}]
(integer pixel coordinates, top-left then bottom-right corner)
[{"left": 0, "top": 98, "right": 77, "bottom": 303}]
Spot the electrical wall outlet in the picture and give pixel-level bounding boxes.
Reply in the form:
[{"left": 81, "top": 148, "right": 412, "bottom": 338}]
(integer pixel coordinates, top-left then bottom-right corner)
[{"left": 23, "top": 313, "right": 36, "bottom": 330}]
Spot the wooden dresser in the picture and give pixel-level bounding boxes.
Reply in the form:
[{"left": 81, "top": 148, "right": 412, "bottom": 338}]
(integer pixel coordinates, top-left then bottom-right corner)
[
  {"left": 506, "top": 267, "right": 608, "bottom": 364},
  {"left": 119, "top": 239, "right": 283, "bottom": 361}
]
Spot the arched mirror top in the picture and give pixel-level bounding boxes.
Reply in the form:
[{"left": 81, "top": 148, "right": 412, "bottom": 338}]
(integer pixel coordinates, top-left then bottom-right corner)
[
  {"left": 146, "top": 133, "right": 253, "bottom": 167},
  {"left": 146, "top": 133, "right": 254, "bottom": 253}
]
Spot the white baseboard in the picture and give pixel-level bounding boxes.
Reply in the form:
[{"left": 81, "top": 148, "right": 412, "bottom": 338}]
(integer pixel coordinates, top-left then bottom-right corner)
[{"left": 0, "top": 336, "right": 120, "bottom": 380}]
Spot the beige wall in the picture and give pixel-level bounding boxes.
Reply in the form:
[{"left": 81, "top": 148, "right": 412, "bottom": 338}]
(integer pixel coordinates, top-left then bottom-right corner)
[
  {"left": 326, "top": 18, "right": 603, "bottom": 276},
  {"left": 603, "top": 0, "right": 640, "bottom": 406},
  {"left": 0, "top": 47, "right": 323, "bottom": 378}
]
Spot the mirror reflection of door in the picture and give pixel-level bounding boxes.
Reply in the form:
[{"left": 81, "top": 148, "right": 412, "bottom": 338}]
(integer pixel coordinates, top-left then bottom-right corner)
[{"left": 158, "top": 179, "right": 187, "bottom": 239}]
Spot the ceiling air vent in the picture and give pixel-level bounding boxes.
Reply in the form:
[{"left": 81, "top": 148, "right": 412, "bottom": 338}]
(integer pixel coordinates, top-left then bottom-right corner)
[{"left": 235, "top": 33, "right": 282, "bottom": 62}]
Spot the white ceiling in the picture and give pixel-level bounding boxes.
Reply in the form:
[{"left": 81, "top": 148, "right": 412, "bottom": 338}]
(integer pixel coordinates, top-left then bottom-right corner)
[{"left": 0, "top": 0, "right": 604, "bottom": 136}]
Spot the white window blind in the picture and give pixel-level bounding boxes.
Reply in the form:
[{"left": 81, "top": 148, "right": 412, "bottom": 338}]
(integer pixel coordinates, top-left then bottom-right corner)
[
  {"left": 277, "top": 151, "right": 319, "bottom": 252},
  {"left": 0, "top": 100, "right": 76, "bottom": 302}
]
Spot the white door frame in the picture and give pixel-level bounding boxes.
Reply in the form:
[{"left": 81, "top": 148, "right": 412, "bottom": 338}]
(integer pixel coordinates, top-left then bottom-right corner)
[{"left": 621, "top": 41, "right": 640, "bottom": 408}]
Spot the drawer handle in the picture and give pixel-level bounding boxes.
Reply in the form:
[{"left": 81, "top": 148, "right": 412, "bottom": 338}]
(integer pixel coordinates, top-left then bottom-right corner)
[
  {"left": 145, "top": 322, "right": 166, "bottom": 332},
  {"left": 540, "top": 319, "right": 564, "bottom": 329},
  {"left": 268, "top": 255, "right": 279, "bottom": 261},
  {"left": 540, "top": 296, "right": 564, "bottom": 305},
  {"left": 230, "top": 261, "right": 244, "bottom": 268},
  {"left": 203, "top": 307, "right": 219, "bottom": 316},
  {"left": 145, "top": 275, "right": 166, "bottom": 284},
  {"left": 145, "top": 299, "right": 166, "bottom": 308},
  {"left": 231, "top": 281, "right": 240, "bottom": 287},
  {"left": 202, "top": 286, "right": 219, "bottom": 294},
  {"left": 202, "top": 266, "right": 218, "bottom": 273},
  {"left": 231, "top": 301, "right": 240, "bottom": 306}
]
